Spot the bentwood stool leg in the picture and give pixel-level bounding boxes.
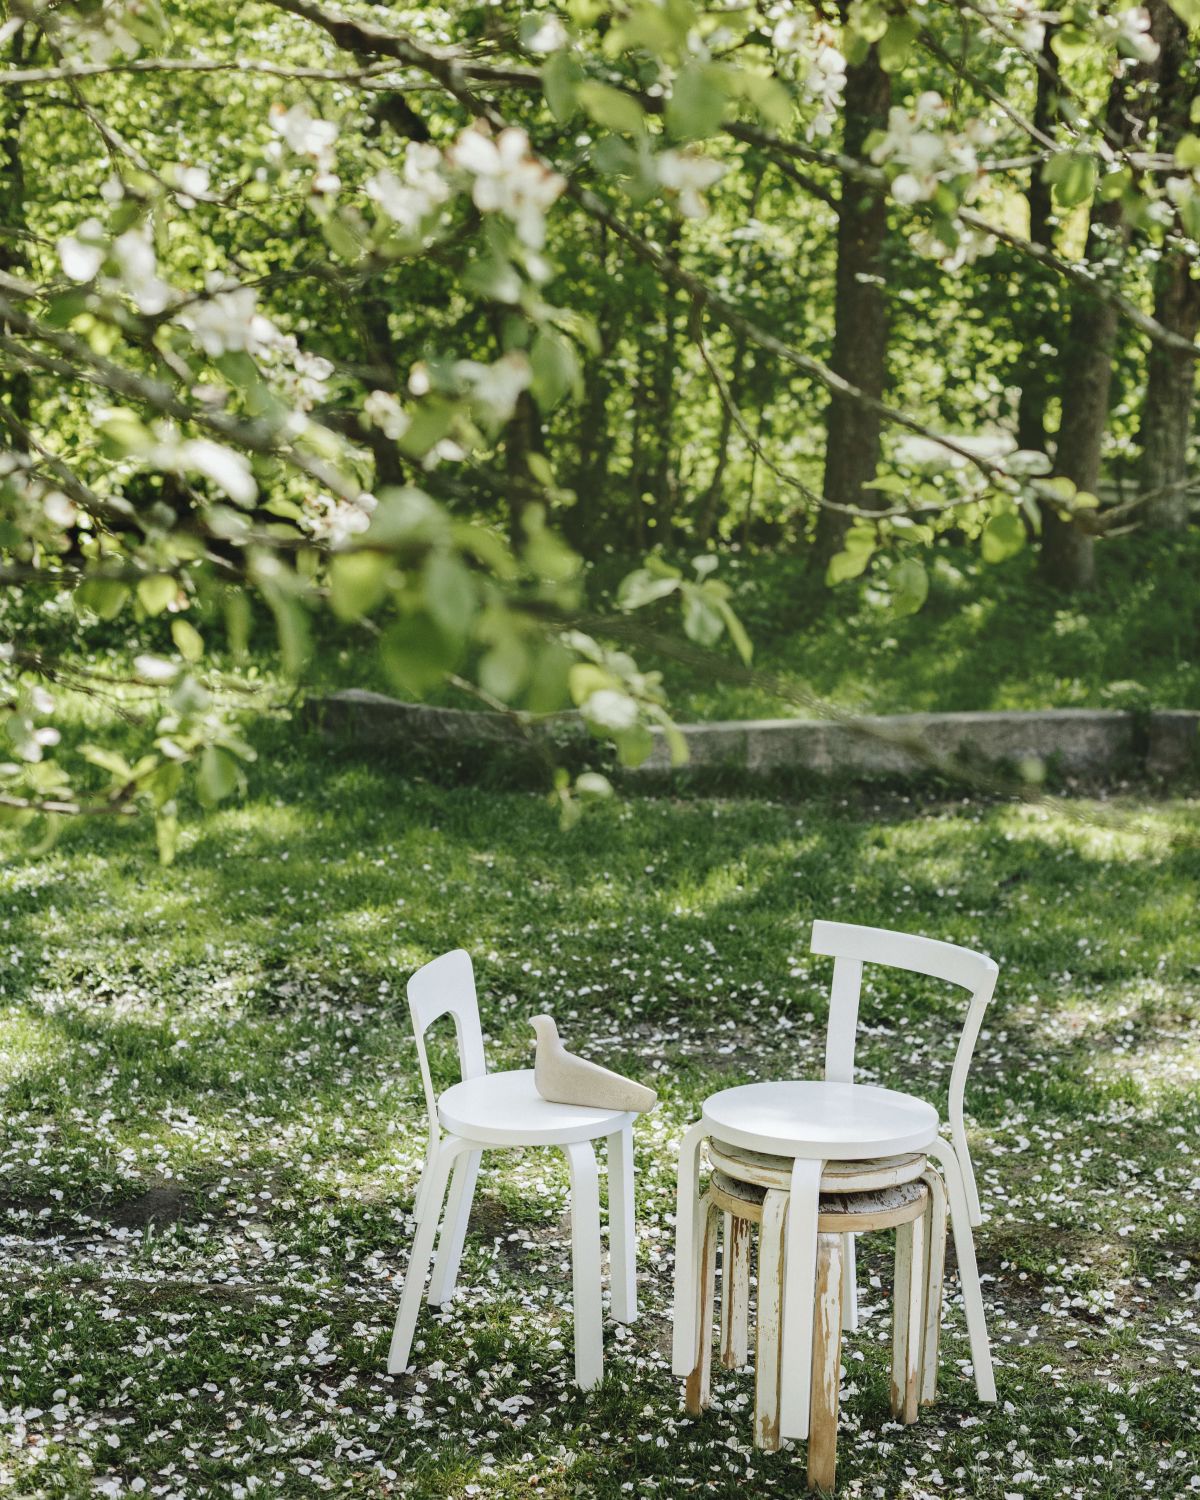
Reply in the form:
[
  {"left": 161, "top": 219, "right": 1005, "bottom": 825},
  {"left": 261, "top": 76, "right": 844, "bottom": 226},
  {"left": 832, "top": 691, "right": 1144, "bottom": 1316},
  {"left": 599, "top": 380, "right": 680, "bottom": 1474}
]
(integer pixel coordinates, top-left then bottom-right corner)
[
  {"left": 564, "top": 1140, "right": 604, "bottom": 1391},
  {"left": 720, "top": 1210, "right": 751, "bottom": 1369},
  {"left": 607, "top": 1125, "right": 638, "bottom": 1324},
  {"left": 779, "top": 1157, "right": 825, "bottom": 1442},
  {"left": 673, "top": 1122, "right": 709, "bottom": 1378},
  {"left": 890, "top": 1208, "right": 925, "bottom": 1423},
  {"left": 807, "top": 1232, "right": 844, "bottom": 1493},
  {"left": 841, "top": 1233, "right": 858, "bottom": 1332},
  {"left": 754, "top": 1188, "right": 789, "bottom": 1450},
  {"left": 920, "top": 1167, "right": 948, "bottom": 1405},
  {"left": 685, "top": 1194, "right": 721, "bottom": 1414}
]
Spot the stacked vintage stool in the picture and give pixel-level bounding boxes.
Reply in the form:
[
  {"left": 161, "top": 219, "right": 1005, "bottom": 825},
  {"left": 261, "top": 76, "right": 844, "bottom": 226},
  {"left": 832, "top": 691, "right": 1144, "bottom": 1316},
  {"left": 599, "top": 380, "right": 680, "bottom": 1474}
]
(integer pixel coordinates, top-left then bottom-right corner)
[
  {"left": 685, "top": 1141, "right": 947, "bottom": 1491},
  {"left": 674, "top": 922, "right": 999, "bottom": 1492}
]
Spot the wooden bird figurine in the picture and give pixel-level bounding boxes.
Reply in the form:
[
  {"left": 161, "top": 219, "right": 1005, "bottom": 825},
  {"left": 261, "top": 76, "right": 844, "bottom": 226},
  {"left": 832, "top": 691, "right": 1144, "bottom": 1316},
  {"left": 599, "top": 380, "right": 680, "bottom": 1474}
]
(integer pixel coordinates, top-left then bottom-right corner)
[{"left": 529, "top": 1015, "right": 657, "bottom": 1113}]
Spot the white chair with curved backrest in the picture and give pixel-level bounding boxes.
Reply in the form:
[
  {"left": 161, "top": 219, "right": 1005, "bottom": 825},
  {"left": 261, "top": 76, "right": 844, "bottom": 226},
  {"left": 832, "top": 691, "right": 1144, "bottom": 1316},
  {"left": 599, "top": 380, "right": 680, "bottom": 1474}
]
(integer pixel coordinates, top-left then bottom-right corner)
[
  {"left": 673, "top": 920, "right": 998, "bottom": 1446},
  {"left": 388, "top": 949, "right": 638, "bottom": 1390}
]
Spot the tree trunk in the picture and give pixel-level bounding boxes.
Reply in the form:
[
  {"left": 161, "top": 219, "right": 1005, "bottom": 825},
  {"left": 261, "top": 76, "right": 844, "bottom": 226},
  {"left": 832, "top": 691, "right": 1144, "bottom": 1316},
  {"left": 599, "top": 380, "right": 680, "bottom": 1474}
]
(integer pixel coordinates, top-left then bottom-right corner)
[
  {"left": 504, "top": 389, "right": 543, "bottom": 542},
  {"left": 0, "top": 22, "right": 32, "bottom": 422},
  {"left": 1015, "top": 32, "right": 1061, "bottom": 456},
  {"left": 1040, "top": 63, "right": 1149, "bottom": 590},
  {"left": 696, "top": 331, "right": 748, "bottom": 544},
  {"left": 813, "top": 26, "right": 891, "bottom": 565},
  {"left": 1137, "top": 0, "right": 1200, "bottom": 530}
]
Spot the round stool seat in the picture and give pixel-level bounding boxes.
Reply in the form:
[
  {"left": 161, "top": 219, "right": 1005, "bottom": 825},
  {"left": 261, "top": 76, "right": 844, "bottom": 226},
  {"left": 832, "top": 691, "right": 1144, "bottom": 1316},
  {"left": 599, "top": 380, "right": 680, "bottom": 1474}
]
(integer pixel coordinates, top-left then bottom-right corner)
[
  {"left": 708, "top": 1138, "right": 927, "bottom": 1194},
  {"left": 701, "top": 1080, "right": 938, "bottom": 1160}
]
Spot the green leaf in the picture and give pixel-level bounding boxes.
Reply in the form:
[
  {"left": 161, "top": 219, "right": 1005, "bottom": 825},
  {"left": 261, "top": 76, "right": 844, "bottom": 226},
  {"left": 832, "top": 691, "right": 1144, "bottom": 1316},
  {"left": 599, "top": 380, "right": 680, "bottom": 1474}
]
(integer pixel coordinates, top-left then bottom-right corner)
[
  {"left": 479, "top": 636, "right": 529, "bottom": 702},
  {"left": 74, "top": 579, "right": 129, "bottom": 622},
  {"left": 1044, "top": 151, "right": 1096, "bottom": 210},
  {"left": 224, "top": 590, "right": 252, "bottom": 657},
  {"left": 878, "top": 14, "right": 918, "bottom": 71},
  {"left": 329, "top": 550, "right": 391, "bottom": 622},
  {"left": 666, "top": 62, "right": 728, "bottom": 140},
  {"left": 716, "top": 599, "right": 753, "bottom": 664},
  {"left": 137, "top": 573, "right": 177, "bottom": 617},
  {"left": 155, "top": 806, "right": 179, "bottom": 866},
  {"left": 530, "top": 329, "right": 580, "bottom": 409},
  {"left": 617, "top": 567, "right": 680, "bottom": 610},
  {"left": 198, "top": 745, "right": 240, "bottom": 805},
  {"left": 1176, "top": 134, "right": 1200, "bottom": 169},
  {"left": 576, "top": 81, "right": 645, "bottom": 135},
  {"left": 98, "top": 409, "right": 153, "bottom": 459},
  {"left": 981, "top": 510, "right": 1026, "bottom": 564},
  {"left": 423, "top": 551, "right": 477, "bottom": 642},
  {"left": 889, "top": 557, "right": 928, "bottom": 616},
  {"left": 825, "top": 523, "right": 877, "bottom": 585},
  {"left": 682, "top": 590, "right": 724, "bottom": 648},
  {"left": 1168, "top": 0, "right": 1200, "bottom": 27},
  {"left": 381, "top": 614, "right": 462, "bottom": 696},
  {"left": 543, "top": 50, "right": 583, "bottom": 121},
  {"left": 613, "top": 721, "right": 654, "bottom": 767},
  {"left": 170, "top": 618, "right": 204, "bottom": 663}
]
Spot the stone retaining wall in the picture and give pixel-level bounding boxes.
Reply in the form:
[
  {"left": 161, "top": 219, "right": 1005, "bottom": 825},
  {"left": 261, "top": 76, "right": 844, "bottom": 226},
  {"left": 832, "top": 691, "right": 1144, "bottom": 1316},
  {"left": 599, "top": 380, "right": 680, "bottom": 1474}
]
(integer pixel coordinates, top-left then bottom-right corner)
[{"left": 307, "top": 690, "right": 1199, "bottom": 780}]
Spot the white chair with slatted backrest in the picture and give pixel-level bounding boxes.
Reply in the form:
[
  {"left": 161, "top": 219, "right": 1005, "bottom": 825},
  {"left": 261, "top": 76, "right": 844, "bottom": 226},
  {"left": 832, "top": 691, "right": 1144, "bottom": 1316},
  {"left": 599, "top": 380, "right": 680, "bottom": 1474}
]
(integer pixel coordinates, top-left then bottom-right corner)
[
  {"left": 673, "top": 920, "right": 998, "bottom": 1446},
  {"left": 812, "top": 920, "right": 997, "bottom": 1374},
  {"left": 389, "top": 950, "right": 638, "bottom": 1390}
]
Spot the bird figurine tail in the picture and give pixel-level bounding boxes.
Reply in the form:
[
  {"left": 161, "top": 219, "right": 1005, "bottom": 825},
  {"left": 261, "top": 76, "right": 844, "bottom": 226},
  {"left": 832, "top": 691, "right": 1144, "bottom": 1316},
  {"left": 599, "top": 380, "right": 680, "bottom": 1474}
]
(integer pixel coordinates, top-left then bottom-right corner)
[{"left": 529, "top": 1014, "right": 657, "bottom": 1113}]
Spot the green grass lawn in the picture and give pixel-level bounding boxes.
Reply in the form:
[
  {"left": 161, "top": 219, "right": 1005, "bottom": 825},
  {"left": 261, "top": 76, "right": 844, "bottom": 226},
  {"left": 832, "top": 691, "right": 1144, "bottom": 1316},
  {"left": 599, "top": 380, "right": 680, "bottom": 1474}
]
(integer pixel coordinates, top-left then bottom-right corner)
[
  {"left": 621, "top": 534, "right": 1200, "bottom": 722},
  {"left": 1, "top": 731, "right": 1198, "bottom": 1497}
]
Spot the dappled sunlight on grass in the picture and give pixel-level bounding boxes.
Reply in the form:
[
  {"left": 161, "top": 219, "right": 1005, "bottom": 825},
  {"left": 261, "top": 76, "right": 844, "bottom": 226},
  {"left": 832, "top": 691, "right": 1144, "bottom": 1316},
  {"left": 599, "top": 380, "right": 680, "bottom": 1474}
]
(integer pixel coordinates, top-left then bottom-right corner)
[{"left": 0, "top": 756, "right": 1197, "bottom": 1495}]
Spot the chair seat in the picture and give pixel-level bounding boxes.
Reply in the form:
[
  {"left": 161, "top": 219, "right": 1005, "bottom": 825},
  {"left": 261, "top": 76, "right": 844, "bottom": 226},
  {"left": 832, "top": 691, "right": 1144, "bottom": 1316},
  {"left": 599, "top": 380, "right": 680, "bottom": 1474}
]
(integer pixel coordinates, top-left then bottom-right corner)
[
  {"left": 701, "top": 1080, "right": 938, "bottom": 1160},
  {"left": 438, "top": 1068, "right": 634, "bottom": 1146}
]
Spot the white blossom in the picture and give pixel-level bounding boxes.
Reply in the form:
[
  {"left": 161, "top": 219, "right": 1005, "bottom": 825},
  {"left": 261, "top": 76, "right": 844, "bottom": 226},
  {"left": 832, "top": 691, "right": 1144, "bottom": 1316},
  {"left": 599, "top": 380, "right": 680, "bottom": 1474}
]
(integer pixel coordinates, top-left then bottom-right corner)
[
  {"left": 771, "top": 12, "right": 846, "bottom": 137},
  {"left": 57, "top": 219, "right": 106, "bottom": 283},
  {"left": 527, "top": 16, "right": 568, "bottom": 52},
  {"left": 179, "top": 286, "right": 280, "bottom": 358},
  {"left": 367, "top": 143, "right": 452, "bottom": 234},
  {"left": 454, "top": 351, "right": 532, "bottom": 423},
  {"left": 449, "top": 126, "right": 565, "bottom": 249},
  {"left": 270, "top": 102, "right": 339, "bottom": 161},
  {"left": 111, "top": 227, "right": 172, "bottom": 315},
  {"left": 656, "top": 149, "right": 725, "bottom": 219},
  {"left": 363, "top": 390, "right": 411, "bottom": 440}
]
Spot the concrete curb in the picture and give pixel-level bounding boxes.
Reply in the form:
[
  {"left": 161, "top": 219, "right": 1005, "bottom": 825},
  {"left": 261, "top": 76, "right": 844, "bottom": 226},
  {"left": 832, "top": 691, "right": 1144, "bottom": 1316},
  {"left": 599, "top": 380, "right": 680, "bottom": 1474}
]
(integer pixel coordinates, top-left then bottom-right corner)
[{"left": 306, "top": 690, "right": 1200, "bottom": 780}]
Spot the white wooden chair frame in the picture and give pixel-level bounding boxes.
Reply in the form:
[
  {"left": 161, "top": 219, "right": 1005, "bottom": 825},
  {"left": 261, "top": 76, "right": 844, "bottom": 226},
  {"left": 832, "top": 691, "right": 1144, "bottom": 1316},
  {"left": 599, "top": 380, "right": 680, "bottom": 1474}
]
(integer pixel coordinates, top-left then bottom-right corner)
[
  {"left": 388, "top": 950, "right": 637, "bottom": 1389},
  {"left": 673, "top": 920, "right": 998, "bottom": 1442}
]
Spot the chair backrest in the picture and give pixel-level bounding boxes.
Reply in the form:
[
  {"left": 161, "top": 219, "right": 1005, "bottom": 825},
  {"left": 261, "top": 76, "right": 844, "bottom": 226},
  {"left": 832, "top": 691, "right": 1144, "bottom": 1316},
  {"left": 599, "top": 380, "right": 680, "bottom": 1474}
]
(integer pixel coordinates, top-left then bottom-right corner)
[
  {"left": 810, "top": 920, "right": 998, "bottom": 1218},
  {"left": 408, "top": 949, "right": 487, "bottom": 1136}
]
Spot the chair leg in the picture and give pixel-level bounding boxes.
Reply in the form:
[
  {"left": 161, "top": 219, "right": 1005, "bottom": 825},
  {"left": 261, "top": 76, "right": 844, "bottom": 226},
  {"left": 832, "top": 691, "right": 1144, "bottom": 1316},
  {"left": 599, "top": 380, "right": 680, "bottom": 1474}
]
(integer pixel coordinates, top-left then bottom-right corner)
[
  {"left": 685, "top": 1194, "right": 721, "bottom": 1415},
  {"left": 920, "top": 1168, "right": 947, "bottom": 1405},
  {"left": 565, "top": 1140, "right": 604, "bottom": 1390},
  {"left": 427, "top": 1148, "right": 481, "bottom": 1307},
  {"left": 926, "top": 1137, "right": 996, "bottom": 1402},
  {"left": 890, "top": 1215, "right": 924, "bottom": 1423},
  {"left": 779, "top": 1157, "right": 825, "bottom": 1443},
  {"left": 388, "top": 1135, "right": 471, "bottom": 1374},
  {"left": 754, "top": 1189, "right": 788, "bottom": 1450},
  {"left": 720, "top": 1211, "right": 751, "bottom": 1369},
  {"left": 807, "top": 1233, "right": 844, "bottom": 1493},
  {"left": 841, "top": 1233, "right": 858, "bottom": 1332},
  {"left": 607, "top": 1125, "right": 637, "bottom": 1324},
  {"left": 672, "top": 1121, "right": 709, "bottom": 1378}
]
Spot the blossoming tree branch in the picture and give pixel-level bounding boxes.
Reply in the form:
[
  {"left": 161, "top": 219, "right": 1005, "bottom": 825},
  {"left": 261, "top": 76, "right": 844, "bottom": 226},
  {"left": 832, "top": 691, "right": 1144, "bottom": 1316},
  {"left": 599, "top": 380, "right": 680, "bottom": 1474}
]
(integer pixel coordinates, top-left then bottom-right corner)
[{"left": 0, "top": 0, "right": 1195, "bottom": 849}]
